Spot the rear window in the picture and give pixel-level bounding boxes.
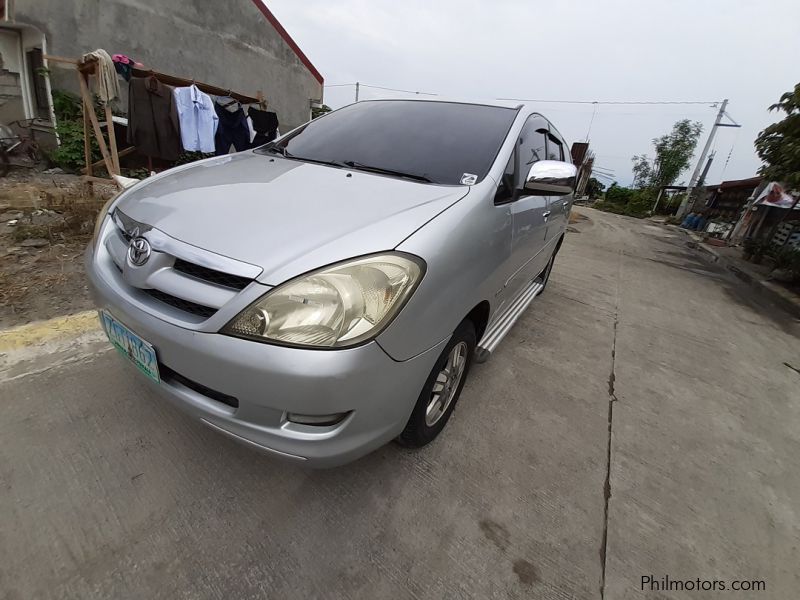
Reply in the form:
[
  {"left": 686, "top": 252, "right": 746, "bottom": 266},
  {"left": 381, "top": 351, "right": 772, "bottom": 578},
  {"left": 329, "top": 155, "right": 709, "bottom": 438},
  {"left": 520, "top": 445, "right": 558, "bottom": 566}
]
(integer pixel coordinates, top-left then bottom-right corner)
[{"left": 258, "top": 100, "right": 518, "bottom": 185}]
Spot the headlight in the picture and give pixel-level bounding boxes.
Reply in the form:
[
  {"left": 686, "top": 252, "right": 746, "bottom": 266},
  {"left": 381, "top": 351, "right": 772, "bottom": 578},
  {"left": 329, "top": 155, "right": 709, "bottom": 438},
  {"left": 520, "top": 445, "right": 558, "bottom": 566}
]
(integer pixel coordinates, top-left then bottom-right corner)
[
  {"left": 223, "top": 253, "right": 424, "bottom": 348},
  {"left": 91, "top": 194, "right": 117, "bottom": 252},
  {"left": 92, "top": 178, "right": 141, "bottom": 251}
]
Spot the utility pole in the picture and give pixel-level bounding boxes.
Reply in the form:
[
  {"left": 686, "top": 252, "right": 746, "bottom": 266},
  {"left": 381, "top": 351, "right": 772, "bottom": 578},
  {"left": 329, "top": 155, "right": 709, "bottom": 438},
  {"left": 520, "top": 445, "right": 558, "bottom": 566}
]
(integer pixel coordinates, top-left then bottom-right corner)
[
  {"left": 698, "top": 151, "right": 715, "bottom": 188},
  {"left": 676, "top": 99, "right": 740, "bottom": 218},
  {"left": 355, "top": 81, "right": 359, "bottom": 102}
]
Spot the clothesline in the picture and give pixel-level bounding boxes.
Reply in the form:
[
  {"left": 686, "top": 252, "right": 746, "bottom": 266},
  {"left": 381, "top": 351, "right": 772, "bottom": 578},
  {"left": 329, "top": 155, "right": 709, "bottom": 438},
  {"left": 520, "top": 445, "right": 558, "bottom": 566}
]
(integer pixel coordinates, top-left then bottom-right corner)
[
  {"left": 45, "top": 53, "right": 274, "bottom": 185},
  {"left": 129, "top": 67, "right": 265, "bottom": 106}
]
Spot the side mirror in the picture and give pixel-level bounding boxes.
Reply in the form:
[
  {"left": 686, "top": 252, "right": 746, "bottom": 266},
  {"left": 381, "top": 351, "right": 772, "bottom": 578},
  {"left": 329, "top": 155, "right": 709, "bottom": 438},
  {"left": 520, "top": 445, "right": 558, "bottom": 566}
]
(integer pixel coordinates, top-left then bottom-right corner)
[{"left": 524, "top": 160, "right": 577, "bottom": 196}]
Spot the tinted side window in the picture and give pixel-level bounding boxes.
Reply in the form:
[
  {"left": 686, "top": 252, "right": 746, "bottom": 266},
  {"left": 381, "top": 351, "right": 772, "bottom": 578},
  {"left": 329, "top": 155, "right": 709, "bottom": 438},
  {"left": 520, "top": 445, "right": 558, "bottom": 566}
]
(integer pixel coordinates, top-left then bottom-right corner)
[
  {"left": 494, "top": 150, "right": 516, "bottom": 204},
  {"left": 516, "top": 117, "right": 549, "bottom": 192},
  {"left": 520, "top": 128, "right": 547, "bottom": 170},
  {"left": 546, "top": 135, "right": 564, "bottom": 161}
]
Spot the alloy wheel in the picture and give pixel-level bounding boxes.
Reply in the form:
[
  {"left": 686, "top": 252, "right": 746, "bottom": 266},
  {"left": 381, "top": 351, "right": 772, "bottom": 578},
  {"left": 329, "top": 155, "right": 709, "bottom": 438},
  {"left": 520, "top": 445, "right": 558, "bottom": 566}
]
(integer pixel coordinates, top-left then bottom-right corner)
[{"left": 425, "top": 341, "right": 469, "bottom": 426}]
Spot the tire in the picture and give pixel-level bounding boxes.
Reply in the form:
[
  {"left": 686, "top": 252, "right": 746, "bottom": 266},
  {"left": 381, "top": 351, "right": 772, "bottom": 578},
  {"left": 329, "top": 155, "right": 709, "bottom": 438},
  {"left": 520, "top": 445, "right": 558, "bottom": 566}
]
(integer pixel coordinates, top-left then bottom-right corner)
[
  {"left": 397, "top": 319, "right": 476, "bottom": 448},
  {"left": 539, "top": 251, "right": 556, "bottom": 290}
]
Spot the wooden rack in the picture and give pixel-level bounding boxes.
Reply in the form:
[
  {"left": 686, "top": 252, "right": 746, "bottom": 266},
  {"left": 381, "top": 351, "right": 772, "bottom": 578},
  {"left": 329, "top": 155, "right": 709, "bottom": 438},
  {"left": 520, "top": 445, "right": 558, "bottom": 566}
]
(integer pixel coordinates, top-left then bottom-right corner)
[
  {"left": 44, "top": 54, "right": 267, "bottom": 187},
  {"left": 129, "top": 67, "right": 265, "bottom": 105}
]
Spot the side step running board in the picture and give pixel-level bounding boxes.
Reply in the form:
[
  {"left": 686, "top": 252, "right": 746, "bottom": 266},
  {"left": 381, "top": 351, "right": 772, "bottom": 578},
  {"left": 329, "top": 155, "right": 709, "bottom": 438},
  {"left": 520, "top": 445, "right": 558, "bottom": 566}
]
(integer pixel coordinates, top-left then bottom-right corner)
[{"left": 475, "top": 279, "right": 544, "bottom": 363}]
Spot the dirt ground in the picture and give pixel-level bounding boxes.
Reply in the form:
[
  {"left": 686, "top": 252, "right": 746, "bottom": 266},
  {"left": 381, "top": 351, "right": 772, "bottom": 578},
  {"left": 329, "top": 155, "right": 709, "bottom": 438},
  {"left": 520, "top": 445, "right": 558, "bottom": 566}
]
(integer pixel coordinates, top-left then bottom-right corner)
[
  {"left": 0, "top": 186, "right": 598, "bottom": 329},
  {"left": 0, "top": 170, "right": 115, "bottom": 328}
]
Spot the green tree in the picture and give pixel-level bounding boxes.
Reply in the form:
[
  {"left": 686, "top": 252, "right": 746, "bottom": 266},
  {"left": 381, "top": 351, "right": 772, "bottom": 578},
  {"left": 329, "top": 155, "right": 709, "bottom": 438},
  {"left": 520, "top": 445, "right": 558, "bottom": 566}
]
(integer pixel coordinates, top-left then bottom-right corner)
[
  {"left": 605, "top": 183, "right": 634, "bottom": 205},
  {"left": 755, "top": 83, "right": 800, "bottom": 190},
  {"left": 311, "top": 104, "right": 332, "bottom": 119},
  {"left": 585, "top": 176, "right": 605, "bottom": 198},
  {"left": 631, "top": 119, "right": 703, "bottom": 189}
]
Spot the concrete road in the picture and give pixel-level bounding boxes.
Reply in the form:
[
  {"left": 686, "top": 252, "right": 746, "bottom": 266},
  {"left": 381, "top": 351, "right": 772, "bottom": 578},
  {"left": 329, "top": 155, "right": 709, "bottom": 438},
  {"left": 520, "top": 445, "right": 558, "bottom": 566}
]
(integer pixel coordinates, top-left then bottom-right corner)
[{"left": 2, "top": 208, "right": 798, "bottom": 599}]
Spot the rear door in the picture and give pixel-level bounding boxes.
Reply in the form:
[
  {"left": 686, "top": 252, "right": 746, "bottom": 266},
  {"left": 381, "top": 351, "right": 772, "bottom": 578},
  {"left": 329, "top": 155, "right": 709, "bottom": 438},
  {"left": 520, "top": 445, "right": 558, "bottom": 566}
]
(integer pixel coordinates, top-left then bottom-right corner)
[{"left": 504, "top": 115, "right": 551, "bottom": 296}]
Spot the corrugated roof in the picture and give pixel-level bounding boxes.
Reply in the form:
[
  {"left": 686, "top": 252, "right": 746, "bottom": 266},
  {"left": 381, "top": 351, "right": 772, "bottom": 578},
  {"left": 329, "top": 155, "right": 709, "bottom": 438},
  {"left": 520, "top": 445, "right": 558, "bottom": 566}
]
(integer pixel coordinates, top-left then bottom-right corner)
[{"left": 716, "top": 176, "right": 761, "bottom": 190}]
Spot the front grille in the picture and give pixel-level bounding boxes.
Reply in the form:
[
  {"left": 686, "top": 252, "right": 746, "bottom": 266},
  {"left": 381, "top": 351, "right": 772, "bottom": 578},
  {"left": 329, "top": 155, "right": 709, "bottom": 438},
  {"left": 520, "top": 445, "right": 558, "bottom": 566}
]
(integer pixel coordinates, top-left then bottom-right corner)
[
  {"left": 160, "top": 363, "right": 239, "bottom": 409},
  {"left": 143, "top": 289, "right": 217, "bottom": 318},
  {"left": 173, "top": 259, "right": 252, "bottom": 290}
]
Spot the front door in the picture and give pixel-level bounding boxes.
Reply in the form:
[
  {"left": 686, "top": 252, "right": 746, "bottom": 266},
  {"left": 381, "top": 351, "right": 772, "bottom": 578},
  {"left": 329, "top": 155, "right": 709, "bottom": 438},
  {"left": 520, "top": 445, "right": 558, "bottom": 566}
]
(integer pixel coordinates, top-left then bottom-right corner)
[
  {"left": 506, "top": 116, "right": 551, "bottom": 296},
  {"left": 543, "top": 131, "right": 571, "bottom": 249}
]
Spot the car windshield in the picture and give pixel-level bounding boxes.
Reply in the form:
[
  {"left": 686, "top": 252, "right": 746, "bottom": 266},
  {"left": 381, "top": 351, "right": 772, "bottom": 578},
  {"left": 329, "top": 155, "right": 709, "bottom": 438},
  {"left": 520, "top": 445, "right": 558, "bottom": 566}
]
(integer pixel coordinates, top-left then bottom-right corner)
[{"left": 256, "top": 100, "right": 518, "bottom": 185}]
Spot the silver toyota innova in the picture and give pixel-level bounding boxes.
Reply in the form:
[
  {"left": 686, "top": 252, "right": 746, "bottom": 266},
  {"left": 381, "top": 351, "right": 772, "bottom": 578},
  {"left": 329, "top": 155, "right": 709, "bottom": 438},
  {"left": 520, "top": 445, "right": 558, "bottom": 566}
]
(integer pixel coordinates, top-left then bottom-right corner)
[{"left": 87, "top": 99, "right": 577, "bottom": 467}]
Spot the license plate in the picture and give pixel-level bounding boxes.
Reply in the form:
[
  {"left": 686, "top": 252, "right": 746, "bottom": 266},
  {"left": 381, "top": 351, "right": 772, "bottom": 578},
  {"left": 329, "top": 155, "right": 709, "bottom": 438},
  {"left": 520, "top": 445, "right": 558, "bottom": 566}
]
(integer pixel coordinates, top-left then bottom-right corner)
[{"left": 99, "top": 310, "right": 160, "bottom": 383}]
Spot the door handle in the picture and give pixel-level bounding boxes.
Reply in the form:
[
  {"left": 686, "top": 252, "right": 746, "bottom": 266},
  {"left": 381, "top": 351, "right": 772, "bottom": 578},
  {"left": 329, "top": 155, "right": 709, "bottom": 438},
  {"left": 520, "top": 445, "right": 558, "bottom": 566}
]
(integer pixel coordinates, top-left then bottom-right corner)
[
  {"left": 542, "top": 211, "right": 551, "bottom": 221},
  {"left": 562, "top": 201, "right": 569, "bottom": 207}
]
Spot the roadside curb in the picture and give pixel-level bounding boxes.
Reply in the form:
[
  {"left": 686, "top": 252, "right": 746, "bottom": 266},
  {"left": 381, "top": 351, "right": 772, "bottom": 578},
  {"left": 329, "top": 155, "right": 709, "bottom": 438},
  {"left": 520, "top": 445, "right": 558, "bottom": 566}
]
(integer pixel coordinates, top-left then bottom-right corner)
[
  {"left": 682, "top": 232, "right": 800, "bottom": 320},
  {"left": 0, "top": 310, "right": 109, "bottom": 381},
  {"left": 0, "top": 310, "right": 101, "bottom": 353}
]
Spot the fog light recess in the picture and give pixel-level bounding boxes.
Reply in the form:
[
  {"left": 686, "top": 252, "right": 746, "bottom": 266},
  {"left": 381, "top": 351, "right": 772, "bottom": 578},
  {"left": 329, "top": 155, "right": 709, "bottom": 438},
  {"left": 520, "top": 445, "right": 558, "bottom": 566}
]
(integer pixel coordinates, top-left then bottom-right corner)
[{"left": 286, "top": 412, "right": 350, "bottom": 427}]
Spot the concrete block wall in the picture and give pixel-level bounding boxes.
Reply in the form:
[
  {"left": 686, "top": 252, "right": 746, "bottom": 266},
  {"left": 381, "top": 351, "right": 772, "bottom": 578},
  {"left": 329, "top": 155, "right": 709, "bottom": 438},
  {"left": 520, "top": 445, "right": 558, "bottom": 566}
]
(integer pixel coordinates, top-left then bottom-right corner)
[{"left": 15, "top": 0, "right": 323, "bottom": 131}]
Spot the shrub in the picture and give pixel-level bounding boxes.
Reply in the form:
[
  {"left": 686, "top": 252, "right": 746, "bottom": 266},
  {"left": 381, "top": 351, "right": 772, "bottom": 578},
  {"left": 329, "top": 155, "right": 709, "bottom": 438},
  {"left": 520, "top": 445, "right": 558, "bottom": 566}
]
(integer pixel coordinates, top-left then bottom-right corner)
[
  {"left": 769, "top": 244, "right": 800, "bottom": 272},
  {"left": 46, "top": 89, "right": 102, "bottom": 173},
  {"left": 605, "top": 184, "right": 635, "bottom": 205},
  {"left": 48, "top": 119, "right": 101, "bottom": 171},
  {"left": 594, "top": 186, "right": 655, "bottom": 218},
  {"left": 623, "top": 189, "right": 656, "bottom": 218}
]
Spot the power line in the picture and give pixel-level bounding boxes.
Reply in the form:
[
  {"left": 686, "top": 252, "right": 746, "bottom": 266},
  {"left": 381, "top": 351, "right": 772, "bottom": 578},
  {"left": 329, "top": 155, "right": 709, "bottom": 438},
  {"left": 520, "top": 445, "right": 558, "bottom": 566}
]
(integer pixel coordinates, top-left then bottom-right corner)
[
  {"left": 323, "top": 82, "right": 717, "bottom": 105},
  {"left": 498, "top": 98, "right": 718, "bottom": 105},
  {"left": 360, "top": 83, "right": 438, "bottom": 96},
  {"left": 585, "top": 101, "right": 598, "bottom": 141}
]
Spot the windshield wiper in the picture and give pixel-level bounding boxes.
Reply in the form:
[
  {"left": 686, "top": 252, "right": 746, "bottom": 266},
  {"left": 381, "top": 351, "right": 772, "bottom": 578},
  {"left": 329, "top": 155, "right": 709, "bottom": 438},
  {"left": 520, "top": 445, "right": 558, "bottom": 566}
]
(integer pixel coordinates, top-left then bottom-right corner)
[
  {"left": 263, "top": 145, "right": 293, "bottom": 158},
  {"left": 262, "top": 151, "right": 435, "bottom": 183},
  {"left": 264, "top": 148, "right": 346, "bottom": 168},
  {"left": 342, "top": 161, "right": 435, "bottom": 184}
]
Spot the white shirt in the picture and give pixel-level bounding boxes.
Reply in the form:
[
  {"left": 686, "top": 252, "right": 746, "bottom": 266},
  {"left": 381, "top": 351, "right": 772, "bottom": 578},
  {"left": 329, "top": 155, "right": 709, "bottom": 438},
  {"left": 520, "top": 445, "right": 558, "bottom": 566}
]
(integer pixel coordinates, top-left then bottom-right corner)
[{"left": 173, "top": 85, "right": 218, "bottom": 153}]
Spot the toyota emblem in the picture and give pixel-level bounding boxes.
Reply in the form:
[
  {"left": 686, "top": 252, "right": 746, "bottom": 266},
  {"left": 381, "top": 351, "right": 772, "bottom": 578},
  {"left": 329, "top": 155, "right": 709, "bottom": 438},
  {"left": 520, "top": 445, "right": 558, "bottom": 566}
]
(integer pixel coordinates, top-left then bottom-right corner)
[{"left": 128, "top": 236, "right": 151, "bottom": 266}]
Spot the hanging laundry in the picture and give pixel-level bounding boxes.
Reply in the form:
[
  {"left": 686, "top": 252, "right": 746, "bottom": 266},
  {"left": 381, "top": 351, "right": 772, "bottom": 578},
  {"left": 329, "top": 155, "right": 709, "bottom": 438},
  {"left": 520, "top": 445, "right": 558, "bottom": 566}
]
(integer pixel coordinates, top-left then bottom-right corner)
[
  {"left": 214, "top": 99, "right": 250, "bottom": 155},
  {"left": 173, "top": 85, "right": 218, "bottom": 153},
  {"left": 216, "top": 96, "right": 241, "bottom": 113},
  {"left": 246, "top": 115, "right": 257, "bottom": 144},
  {"left": 127, "top": 76, "right": 182, "bottom": 161},
  {"left": 112, "top": 54, "right": 141, "bottom": 82},
  {"left": 81, "top": 49, "right": 120, "bottom": 102},
  {"left": 248, "top": 107, "right": 279, "bottom": 147}
]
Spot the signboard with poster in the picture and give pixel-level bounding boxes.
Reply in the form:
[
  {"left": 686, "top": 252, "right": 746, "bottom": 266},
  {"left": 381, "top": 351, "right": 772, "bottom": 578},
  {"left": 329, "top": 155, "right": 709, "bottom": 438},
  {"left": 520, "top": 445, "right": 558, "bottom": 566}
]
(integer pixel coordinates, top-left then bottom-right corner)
[{"left": 755, "top": 182, "right": 799, "bottom": 209}]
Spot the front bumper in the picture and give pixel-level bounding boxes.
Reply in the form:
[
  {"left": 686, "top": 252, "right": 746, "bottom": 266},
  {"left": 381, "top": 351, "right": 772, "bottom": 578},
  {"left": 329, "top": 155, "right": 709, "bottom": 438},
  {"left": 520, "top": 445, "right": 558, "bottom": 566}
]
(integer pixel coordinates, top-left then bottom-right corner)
[{"left": 85, "top": 247, "right": 446, "bottom": 468}]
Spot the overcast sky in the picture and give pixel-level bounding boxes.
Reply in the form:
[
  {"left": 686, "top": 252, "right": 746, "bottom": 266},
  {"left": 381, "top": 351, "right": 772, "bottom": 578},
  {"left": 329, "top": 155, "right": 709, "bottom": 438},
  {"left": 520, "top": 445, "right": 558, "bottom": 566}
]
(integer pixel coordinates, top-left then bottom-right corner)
[{"left": 267, "top": 0, "right": 799, "bottom": 187}]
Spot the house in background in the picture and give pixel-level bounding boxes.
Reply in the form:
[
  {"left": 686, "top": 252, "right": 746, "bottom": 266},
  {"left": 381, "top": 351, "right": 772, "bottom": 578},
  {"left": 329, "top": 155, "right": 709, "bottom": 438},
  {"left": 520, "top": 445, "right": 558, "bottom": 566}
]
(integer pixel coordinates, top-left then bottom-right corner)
[
  {"left": 0, "top": 0, "right": 323, "bottom": 132},
  {"left": 696, "top": 176, "right": 763, "bottom": 219},
  {"left": 570, "top": 141, "right": 594, "bottom": 196}
]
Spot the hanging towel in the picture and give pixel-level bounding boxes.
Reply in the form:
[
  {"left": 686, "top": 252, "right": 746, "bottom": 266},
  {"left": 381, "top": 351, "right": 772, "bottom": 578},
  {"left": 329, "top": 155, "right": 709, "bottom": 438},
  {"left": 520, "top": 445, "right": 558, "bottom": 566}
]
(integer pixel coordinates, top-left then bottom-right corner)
[
  {"left": 81, "top": 49, "right": 120, "bottom": 103},
  {"left": 173, "top": 84, "right": 218, "bottom": 153},
  {"left": 112, "top": 54, "right": 140, "bottom": 82}
]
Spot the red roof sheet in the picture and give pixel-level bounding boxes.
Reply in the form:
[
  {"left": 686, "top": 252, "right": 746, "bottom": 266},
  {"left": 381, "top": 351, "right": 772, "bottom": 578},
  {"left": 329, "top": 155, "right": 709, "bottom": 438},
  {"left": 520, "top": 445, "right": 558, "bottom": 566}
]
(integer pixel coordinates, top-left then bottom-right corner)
[
  {"left": 717, "top": 176, "right": 761, "bottom": 190},
  {"left": 250, "top": 0, "right": 324, "bottom": 86}
]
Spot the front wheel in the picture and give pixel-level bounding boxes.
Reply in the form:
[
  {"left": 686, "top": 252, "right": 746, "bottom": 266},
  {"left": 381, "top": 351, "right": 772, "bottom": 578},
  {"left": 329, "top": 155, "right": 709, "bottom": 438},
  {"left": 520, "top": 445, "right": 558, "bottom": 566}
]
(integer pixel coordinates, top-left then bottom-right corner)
[{"left": 397, "top": 319, "right": 476, "bottom": 448}]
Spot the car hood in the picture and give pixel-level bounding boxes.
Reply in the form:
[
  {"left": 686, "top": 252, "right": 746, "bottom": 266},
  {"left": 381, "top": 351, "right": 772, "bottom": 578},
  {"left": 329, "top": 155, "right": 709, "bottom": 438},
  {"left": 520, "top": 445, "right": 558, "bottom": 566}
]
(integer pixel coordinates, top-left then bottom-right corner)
[{"left": 115, "top": 152, "right": 468, "bottom": 284}]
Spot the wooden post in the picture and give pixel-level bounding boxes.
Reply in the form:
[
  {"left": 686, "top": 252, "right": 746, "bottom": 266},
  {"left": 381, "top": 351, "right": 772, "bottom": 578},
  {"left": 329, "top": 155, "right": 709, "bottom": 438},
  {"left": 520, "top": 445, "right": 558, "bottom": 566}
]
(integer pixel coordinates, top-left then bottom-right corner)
[
  {"left": 76, "top": 71, "right": 116, "bottom": 176},
  {"left": 82, "top": 92, "right": 92, "bottom": 177},
  {"left": 104, "top": 104, "right": 120, "bottom": 174},
  {"left": 81, "top": 146, "right": 135, "bottom": 175}
]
